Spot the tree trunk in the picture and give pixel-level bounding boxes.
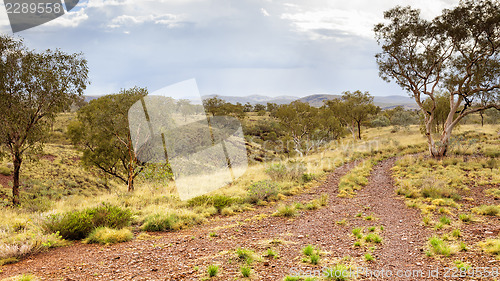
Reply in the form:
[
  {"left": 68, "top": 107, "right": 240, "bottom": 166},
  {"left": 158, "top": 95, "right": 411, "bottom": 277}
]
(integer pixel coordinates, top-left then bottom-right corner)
[
  {"left": 357, "top": 121, "right": 362, "bottom": 140},
  {"left": 424, "top": 113, "right": 440, "bottom": 157},
  {"left": 127, "top": 161, "right": 135, "bottom": 192},
  {"left": 480, "top": 111, "right": 484, "bottom": 127},
  {"left": 12, "top": 152, "right": 22, "bottom": 206},
  {"left": 351, "top": 120, "right": 356, "bottom": 140},
  {"left": 127, "top": 176, "right": 134, "bottom": 192}
]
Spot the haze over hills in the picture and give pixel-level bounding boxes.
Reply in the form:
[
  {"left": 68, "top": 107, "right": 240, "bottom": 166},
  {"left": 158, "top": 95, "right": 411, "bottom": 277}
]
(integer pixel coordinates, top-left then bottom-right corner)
[
  {"left": 203, "top": 94, "right": 418, "bottom": 109},
  {"left": 298, "top": 94, "right": 418, "bottom": 109},
  {"left": 85, "top": 94, "right": 418, "bottom": 109}
]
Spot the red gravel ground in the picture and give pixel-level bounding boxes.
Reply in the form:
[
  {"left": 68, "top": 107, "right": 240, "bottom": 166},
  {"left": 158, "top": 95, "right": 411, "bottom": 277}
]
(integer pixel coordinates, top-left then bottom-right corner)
[{"left": 1, "top": 158, "right": 499, "bottom": 280}]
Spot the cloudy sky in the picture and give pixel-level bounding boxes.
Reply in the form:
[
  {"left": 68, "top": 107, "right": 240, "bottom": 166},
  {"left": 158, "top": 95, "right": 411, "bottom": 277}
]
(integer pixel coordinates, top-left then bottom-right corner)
[{"left": 0, "top": 0, "right": 459, "bottom": 98}]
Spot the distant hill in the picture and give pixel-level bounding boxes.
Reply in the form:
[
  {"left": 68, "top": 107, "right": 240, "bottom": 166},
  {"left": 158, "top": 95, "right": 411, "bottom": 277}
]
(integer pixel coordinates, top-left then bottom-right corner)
[
  {"left": 298, "top": 94, "right": 418, "bottom": 109},
  {"left": 201, "top": 94, "right": 297, "bottom": 105},
  {"left": 84, "top": 96, "right": 100, "bottom": 103},
  {"left": 83, "top": 94, "right": 418, "bottom": 109}
]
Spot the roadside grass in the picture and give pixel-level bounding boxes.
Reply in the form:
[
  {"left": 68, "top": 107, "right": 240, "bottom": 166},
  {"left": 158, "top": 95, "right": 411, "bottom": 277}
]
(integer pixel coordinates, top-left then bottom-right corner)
[{"left": 392, "top": 132, "right": 500, "bottom": 241}]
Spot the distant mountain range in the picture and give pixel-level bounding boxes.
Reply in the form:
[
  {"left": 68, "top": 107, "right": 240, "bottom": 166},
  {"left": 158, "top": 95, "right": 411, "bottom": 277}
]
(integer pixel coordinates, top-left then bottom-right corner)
[
  {"left": 84, "top": 94, "right": 418, "bottom": 109},
  {"left": 201, "top": 94, "right": 299, "bottom": 106},
  {"left": 203, "top": 94, "right": 418, "bottom": 109}
]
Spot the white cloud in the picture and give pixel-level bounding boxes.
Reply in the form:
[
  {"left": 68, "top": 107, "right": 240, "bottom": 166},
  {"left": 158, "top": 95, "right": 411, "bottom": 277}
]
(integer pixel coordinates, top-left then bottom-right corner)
[
  {"left": 281, "top": 8, "right": 380, "bottom": 40},
  {"left": 107, "top": 14, "right": 183, "bottom": 28},
  {"left": 45, "top": 8, "right": 89, "bottom": 28},
  {"left": 261, "top": 8, "right": 270, "bottom": 17},
  {"left": 279, "top": 0, "right": 458, "bottom": 41}
]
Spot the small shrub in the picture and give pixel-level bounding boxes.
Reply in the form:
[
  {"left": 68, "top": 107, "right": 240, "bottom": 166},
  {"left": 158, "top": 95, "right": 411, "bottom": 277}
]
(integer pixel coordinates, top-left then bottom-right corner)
[
  {"left": 302, "top": 245, "right": 315, "bottom": 256},
  {"left": 141, "top": 213, "right": 179, "bottom": 232},
  {"left": 0, "top": 166, "right": 12, "bottom": 176},
  {"left": 472, "top": 205, "right": 500, "bottom": 216},
  {"left": 273, "top": 204, "right": 296, "bottom": 217},
  {"left": 304, "top": 201, "right": 319, "bottom": 210},
  {"left": 428, "top": 236, "right": 455, "bottom": 257},
  {"left": 439, "top": 216, "right": 451, "bottom": 225},
  {"left": 266, "top": 161, "right": 306, "bottom": 181},
  {"left": 236, "top": 248, "right": 256, "bottom": 264},
  {"left": 187, "top": 194, "right": 236, "bottom": 212},
  {"left": 455, "top": 260, "right": 470, "bottom": 270},
  {"left": 479, "top": 239, "right": 500, "bottom": 257},
  {"left": 301, "top": 173, "right": 314, "bottom": 183},
  {"left": 365, "top": 233, "right": 382, "bottom": 244},
  {"left": 15, "top": 275, "right": 38, "bottom": 281},
  {"left": 459, "top": 241, "right": 467, "bottom": 252},
  {"left": 364, "top": 253, "right": 374, "bottom": 261},
  {"left": 84, "top": 227, "right": 133, "bottom": 245},
  {"left": 207, "top": 264, "right": 219, "bottom": 277},
  {"left": 44, "top": 203, "right": 132, "bottom": 240},
  {"left": 336, "top": 219, "right": 347, "bottom": 225},
  {"left": 141, "top": 211, "right": 205, "bottom": 232},
  {"left": 319, "top": 193, "right": 329, "bottom": 206},
  {"left": 451, "top": 229, "right": 461, "bottom": 238},
  {"left": 240, "top": 265, "right": 251, "bottom": 277},
  {"left": 310, "top": 253, "right": 320, "bottom": 265},
  {"left": 434, "top": 222, "right": 444, "bottom": 230},
  {"left": 246, "top": 180, "right": 279, "bottom": 203},
  {"left": 459, "top": 213, "right": 472, "bottom": 222},
  {"left": 266, "top": 248, "right": 278, "bottom": 259}
]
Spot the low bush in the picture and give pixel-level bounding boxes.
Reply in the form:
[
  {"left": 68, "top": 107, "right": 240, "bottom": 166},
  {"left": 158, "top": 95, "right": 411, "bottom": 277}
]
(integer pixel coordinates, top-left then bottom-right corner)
[
  {"left": 0, "top": 232, "right": 67, "bottom": 263},
  {"left": 187, "top": 194, "right": 237, "bottom": 213},
  {"left": 479, "top": 239, "right": 500, "bottom": 258},
  {"left": 84, "top": 227, "right": 133, "bottom": 245},
  {"left": 428, "top": 236, "right": 455, "bottom": 257},
  {"left": 43, "top": 203, "right": 132, "bottom": 240},
  {"left": 141, "top": 211, "right": 205, "bottom": 232},
  {"left": 472, "top": 205, "right": 500, "bottom": 216},
  {"left": 240, "top": 265, "right": 251, "bottom": 277},
  {"left": 266, "top": 161, "right": 306, "bottom": 182},
  {"left": 273, "top": 204, "right": 297, "bottom": 217},
  {"left": 246, "top": 180, "right": 279, "bottom": 203},
  {"left": 0, "top": 165, "right": 11, "bottom": 176},
  {"left": 207, "top": 264, "right": 219, "bottom": 277}
]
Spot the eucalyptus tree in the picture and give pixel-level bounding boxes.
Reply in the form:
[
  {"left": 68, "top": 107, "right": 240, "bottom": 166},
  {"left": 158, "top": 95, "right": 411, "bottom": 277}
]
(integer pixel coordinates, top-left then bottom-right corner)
[
  {"left": 0, "top": 35, "right": 89, "bottom": 205},
  {"left": 68, "top": 87, "right": 147, "bottom": 192},
  {"left": 375, "top": 0, "right": 500, "bottom": 157}
]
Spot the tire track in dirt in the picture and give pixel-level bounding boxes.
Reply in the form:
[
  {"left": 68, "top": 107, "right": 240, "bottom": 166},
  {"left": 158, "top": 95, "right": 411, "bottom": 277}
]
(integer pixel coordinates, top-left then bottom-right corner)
[{"left": 354, "top": 158, "right": 434, "bottom": 280}]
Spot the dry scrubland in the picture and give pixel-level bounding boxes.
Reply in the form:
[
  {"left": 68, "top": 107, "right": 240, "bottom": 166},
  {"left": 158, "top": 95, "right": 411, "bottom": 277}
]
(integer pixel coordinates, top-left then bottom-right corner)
[{"left": 0, "top": 111, "right": 499, "bottom": 280}]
